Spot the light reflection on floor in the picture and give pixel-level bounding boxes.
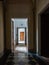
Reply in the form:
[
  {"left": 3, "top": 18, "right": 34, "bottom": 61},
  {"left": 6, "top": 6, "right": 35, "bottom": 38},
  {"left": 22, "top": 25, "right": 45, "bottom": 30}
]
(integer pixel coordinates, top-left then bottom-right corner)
[{"left": 15, "top": 46, "right": 28, "bottom": 53}]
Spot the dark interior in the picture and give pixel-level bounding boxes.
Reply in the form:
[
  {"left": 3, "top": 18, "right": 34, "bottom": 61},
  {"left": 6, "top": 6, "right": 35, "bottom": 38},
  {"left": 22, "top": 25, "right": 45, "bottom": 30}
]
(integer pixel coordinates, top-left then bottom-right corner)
[{"left": 41, "top": 7, "right": 49, "bottom": 57}]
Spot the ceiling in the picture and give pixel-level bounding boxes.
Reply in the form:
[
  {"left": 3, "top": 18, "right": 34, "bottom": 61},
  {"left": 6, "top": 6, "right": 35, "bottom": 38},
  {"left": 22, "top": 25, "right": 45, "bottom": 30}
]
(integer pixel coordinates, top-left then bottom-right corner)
[
  {"left": 0, "top": 0, "right": 35, "bottom": 8},
  {"left": 0, "top": 0, "right": 3, "bottom": 1},
  {"left": 0, "top": 0, "right": 34, "bottom": 2}
]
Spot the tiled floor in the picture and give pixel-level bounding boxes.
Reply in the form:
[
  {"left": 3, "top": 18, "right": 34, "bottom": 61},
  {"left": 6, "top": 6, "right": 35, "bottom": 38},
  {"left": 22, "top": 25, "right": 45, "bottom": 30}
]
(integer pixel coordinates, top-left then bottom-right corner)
[
  {"left": 1, "top": 50, "right": 49, "bottom": 65},
  {"left": 4, "top": 52, "right": 39, "bottom": 65}
]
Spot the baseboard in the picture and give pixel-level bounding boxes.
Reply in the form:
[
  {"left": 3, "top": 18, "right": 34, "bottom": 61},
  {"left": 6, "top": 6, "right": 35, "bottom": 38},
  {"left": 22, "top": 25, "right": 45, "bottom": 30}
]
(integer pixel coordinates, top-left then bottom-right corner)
[
  {"left": 39, "top": 56, "right": 49, "bottom": 63},
  {"left": 28, "top": 49, "right": 36, "bottom": 53}
]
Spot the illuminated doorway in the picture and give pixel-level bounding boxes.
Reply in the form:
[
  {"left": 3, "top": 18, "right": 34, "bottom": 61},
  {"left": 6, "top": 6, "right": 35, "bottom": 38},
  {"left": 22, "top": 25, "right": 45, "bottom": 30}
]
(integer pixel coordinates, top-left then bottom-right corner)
[
  {"left": 17, "top": 27, "right": 26, "bottom": 46},
  {"left": 11, "top": 18, "right": 28, "bottom": 53}
]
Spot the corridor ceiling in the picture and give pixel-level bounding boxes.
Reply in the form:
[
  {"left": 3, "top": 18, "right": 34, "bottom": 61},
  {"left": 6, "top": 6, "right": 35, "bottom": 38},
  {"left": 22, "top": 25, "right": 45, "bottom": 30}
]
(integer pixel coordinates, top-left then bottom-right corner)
[
  {"left": 1, "top": 0, "right": 35, "bottom": 9},
  {"left": 0, "top": 0, "right": 3, "bottom": 1},
  {"left": 0, "top": 0, "right": 34, "bottom": 3}
]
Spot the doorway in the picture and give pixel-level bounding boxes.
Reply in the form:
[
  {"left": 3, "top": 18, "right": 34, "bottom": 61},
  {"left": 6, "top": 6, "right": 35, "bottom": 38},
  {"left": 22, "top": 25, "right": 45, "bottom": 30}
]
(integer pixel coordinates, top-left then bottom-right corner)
[
  {"left": 38, "top": 5, "right": 49, "bottom": 57},
  {"left": 17, "top": 27, "right": 26, "bottom": 46},
  {"left": 41, "top": 7, "right": 49, "bottom": 57},
  {"left": 11, "top": 18, "right": 28, "bottom": 53}
]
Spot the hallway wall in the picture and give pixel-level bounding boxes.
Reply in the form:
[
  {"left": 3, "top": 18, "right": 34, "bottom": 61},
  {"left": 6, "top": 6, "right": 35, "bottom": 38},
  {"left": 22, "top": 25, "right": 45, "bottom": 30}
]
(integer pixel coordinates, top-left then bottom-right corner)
[
  {"left": 36, "top": 0, "right": 49, "bottom": 55},
  {"left": 0, "top": 1, "right": 4, "bottom": 57},
  {"left": 5, "top": 0, "right": 35, "bottom": 51}
]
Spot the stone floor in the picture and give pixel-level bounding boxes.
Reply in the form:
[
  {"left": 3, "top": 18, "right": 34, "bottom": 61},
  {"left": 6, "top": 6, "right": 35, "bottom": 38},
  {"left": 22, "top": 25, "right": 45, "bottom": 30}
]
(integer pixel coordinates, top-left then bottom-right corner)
[{"left": 3, "top": 52, "right": 47, "bottom": 65}]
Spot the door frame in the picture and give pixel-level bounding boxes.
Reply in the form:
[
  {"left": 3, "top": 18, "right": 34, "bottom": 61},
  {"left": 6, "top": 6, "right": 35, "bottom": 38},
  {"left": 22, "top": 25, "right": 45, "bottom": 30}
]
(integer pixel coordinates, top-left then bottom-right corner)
[
  {"left": 11, "top": 18, "right": 28, "bottom": 53},
  {"left": 17, "top": 27, "right": 26, "bottom": 46},
  {"left": 11, "top": 20, "right": 14, "bottom": 53}
]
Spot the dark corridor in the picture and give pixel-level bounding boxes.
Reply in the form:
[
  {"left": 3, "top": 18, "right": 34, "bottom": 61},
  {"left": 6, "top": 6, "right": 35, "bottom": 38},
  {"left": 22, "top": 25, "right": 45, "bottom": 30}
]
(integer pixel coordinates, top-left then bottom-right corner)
[{"left": 41, "top": 7, "right": 49, "bottom": 57}]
